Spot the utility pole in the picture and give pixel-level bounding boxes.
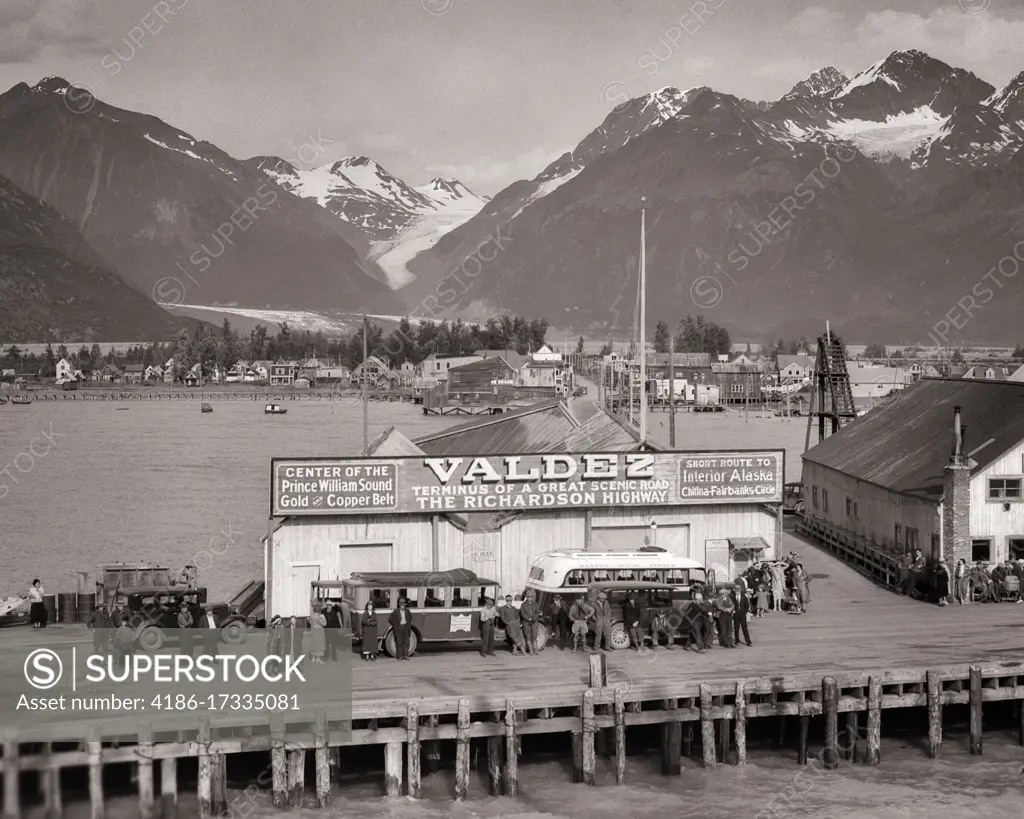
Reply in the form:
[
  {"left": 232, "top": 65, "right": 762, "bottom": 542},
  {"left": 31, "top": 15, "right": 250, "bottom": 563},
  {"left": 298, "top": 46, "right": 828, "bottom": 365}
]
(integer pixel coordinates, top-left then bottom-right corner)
[
  {"left": 639, "top": 198, "right": 647, "bottom": 448},
  {"left": 669, "top": 353, "right": 676, "bottom": 447}
]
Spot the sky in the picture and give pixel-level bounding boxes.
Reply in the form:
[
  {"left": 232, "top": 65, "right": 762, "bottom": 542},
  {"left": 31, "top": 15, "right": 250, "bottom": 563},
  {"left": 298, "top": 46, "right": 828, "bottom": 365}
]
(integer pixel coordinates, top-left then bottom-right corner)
[{"left": 3, "top": 0, "right": 1024, "bottom": 195}]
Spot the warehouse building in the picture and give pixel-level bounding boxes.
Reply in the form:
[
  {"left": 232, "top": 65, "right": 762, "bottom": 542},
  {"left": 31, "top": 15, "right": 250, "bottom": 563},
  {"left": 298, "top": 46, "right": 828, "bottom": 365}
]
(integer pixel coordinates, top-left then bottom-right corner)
[
  {"left": 264, "top": 402, "right": 784, "bottom": 617},
  {"left": 801, "top": 379, "right": 1024, "bottom": 566}
]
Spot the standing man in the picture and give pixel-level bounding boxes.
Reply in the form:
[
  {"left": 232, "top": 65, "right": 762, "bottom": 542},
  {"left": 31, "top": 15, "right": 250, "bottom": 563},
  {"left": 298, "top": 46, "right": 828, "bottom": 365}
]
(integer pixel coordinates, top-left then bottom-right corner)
[
  {"left": 479, "top": 597, "right": 498, "bottom": 657},
  {"left": 908, "top": 549, "right": 925, "bottom": 598},
  {"left": 519, "top": 591, "right": 541, "bottom": 655},
  {"left": 498, "top": 595, "right": 525, "bottom": 655},
  {"left": 732, "top": 586, "right": 753, "bottom": 647},
  {"left": 592, "top": 591, "right": 613, "bottom": 651},
  {"left": 177, "top": 599, "right": 195, "bottom": 657},
  {"left": 568, "top": 596, "right": 595, "bottom": 653},
  {"left": 199, "top": 605, "right": 220, "bottom": 657},
  {"left": 713, "top": 589, "right": 736, "bottom": 648},
  {"left": 623, "top": 592, "right": 643, "bottom": 650},
  {"left": 388, "top": 597, "right": 414, "bottom": 660},
  {"left": 545, "top": 593, "right": 570, "bottom": 650}
]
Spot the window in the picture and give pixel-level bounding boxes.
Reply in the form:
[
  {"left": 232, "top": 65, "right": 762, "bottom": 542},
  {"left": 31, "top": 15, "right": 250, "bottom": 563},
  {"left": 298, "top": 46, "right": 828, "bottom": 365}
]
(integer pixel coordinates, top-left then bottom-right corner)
[
  {"left": 1009, "top": 538, "right": 1024, "bottom": 560},
  {"left": 988, "top": 478, "right": 1022, "bottom": 500},
  {"left": 451, "top": 588, "right": 472, "bottom": 607},
  {"left": 906, "top": 527, "right": 918, "bottom": 551},
  {"left": 812, "top": 486, "right": 819, "bottom": 509},
  {"left": 894, "top": 523, "right": 902, "bottom": 550},
  {"left": 846, "top": 498, "right": 858, "bottom": 519},
  {"left": 822, "top": 489, "right": 829, "bottom": 513},
  {"left": 731, "top": 384, "right": 743, "bottom": 394},
  {"left": 972, "top": 539, "right": 992, "bottom": 562}
]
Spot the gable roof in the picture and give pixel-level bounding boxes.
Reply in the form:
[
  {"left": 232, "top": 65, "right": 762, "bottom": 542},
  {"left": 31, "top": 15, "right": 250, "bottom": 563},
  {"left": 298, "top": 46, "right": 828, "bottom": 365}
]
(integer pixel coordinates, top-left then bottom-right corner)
[
  {"left": 449, "top": 357, "right": 516, "bottom": 377},
  {"left": 550, "top": 410, "right": 655, "bottom": 452},
  {"left": 352, "top": 355, "right": 397, "bottom": 377},
  {"left": 778, "top": 354, "right": 814, "bottom": 371},
  {"left": 963, "top": 365, "right": 1012, "bottom": 380},
  {"left": 415, "top": 399, "right": 578, "bottom": 455},
  {"left": 803, "top": 378, "right": 1024, "bottom": 501},
  {"left": 364, "top": 427, "right": 425, "bottom": 457},
  {"left": 478, "top": 349, "right": 528, "bottom": 370}
]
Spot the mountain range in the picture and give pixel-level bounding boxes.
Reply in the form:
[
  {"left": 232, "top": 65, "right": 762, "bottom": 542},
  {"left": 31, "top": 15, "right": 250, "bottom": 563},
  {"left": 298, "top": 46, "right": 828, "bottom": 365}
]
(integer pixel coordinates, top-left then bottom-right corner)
[{"left": 3, "top": 50, "right": 1024, "bottom": 342}]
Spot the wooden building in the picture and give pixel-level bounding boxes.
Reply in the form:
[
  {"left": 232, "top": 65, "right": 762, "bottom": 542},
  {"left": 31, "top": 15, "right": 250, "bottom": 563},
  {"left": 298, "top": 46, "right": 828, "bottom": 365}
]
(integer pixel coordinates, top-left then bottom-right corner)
[
  {"left": 802, "top": 378, "right": 1024, "bottom": 566},
  {"left": 710, "top": 363, "right": 763, "bottom": 404},
  {"left": 264, "top": 402, "right": 783, "bottom": 617},
  {"left": 447, "top": 357, "right": 518, "bottom": 401}
]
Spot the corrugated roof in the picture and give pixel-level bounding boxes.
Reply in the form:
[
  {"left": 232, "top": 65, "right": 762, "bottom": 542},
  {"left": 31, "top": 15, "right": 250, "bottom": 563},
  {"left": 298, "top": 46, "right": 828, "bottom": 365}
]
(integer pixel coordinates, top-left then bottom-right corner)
[
  {"left": 710, "top": 363, "right": 760, "bottom": 373},
  {"left": 647, "top": 353, "right": 711, "bottom": 368},
  {"left": 478, "top": 349, "right": 528, "bottom": 370},
  {"left": 778, "top": 355, "right": 814, "bottom": 370},
  {"left": 449, "top": 357, "right": 516, "bottom": 376},
  {"left": 549, "top": 411, "right": 638, "bottom": 452},
  {"left": 414, "top": 399, "right": 579, "bottom": 455},
  {"left": 803, "top": 378, "right": 1024, "bottom": 500}
]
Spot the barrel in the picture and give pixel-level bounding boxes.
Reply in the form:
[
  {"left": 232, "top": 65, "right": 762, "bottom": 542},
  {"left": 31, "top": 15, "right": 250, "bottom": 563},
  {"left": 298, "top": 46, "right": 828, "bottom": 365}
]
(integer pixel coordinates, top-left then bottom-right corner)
[
  {"left": 77, "top": 592, "right": 96, "bottom": 624},
  {"left": 43, "top": 594, "right": 57, "bottom": 624},
  {"left": 58, "top": 592, "right": 78, "bottom": 624}
]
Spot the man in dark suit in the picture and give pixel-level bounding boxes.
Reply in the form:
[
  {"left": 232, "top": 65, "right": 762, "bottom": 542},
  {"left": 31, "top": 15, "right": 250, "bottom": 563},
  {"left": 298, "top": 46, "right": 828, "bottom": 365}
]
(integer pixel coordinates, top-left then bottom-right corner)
[
  {"left": 732, "top": 586, "right": 753, "bottom": 647},
  {"left": 199, "top": 605, "right": 220, "bottom": 656}
]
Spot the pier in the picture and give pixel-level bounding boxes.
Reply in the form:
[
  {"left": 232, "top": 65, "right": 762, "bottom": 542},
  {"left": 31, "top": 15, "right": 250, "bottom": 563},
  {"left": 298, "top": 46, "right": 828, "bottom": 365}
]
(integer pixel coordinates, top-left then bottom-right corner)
[
  {"left": 1, "top": 528, "right": 1022, "bottom": 814},
  {"left": 5, "top": 390, "right": 416, "bottom": 402}
]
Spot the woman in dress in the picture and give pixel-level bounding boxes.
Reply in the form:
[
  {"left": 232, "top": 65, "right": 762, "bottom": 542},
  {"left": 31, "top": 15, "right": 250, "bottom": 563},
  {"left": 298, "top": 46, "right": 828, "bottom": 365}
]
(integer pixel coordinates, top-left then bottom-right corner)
[
  {"left": 308, "top": 605, "right": 327, "bottom": 664},
  {"left": 28, "top": 579, "right": 46, "bottom": 628},
  {"left": 360, "top": 602, "right": 379, "bottom": 661},
  {"left": 769, "top": 563, "right": 785, "bottom": 612},
  {"left": 955, "top": 558, "right": 970, "bottom": 605}
]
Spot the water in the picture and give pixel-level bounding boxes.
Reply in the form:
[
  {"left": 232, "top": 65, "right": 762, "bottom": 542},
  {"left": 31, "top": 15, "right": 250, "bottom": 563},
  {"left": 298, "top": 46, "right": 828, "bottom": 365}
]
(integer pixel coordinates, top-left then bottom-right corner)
[{"left": 0, "top": 400, "right": 461, "bottom": 599}]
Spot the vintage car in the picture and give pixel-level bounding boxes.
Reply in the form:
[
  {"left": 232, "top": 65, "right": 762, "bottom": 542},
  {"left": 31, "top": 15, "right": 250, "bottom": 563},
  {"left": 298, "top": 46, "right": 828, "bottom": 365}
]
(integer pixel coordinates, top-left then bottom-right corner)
[
  {"left": 782, "top": 482, "right": 805, "bottom": 514},
  {"left": 334, "top": 569, "right": 524, "bottom": 656},
  {"left": 586, "top": 580, "right": 703, "bottom": 650},
  {"left": 118, "top": 586, "right": 247, "bottom": 652}
]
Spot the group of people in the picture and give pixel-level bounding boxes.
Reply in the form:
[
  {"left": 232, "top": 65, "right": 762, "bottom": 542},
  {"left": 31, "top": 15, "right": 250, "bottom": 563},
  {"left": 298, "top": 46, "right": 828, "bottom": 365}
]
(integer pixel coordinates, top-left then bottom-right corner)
[
  {"left": 736, "top": 554, "right": 812, "bottom": 615},
  {"left": 951, "top": 558, "right": 1024, "bottom": 604}
]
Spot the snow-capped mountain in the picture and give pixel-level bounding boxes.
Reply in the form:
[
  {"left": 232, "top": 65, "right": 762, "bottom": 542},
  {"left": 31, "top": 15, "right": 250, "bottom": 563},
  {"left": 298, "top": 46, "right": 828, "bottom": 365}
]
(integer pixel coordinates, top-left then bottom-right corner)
[
  {"left": 785, "top": 66, "right": 849, "bottom": 99},
  {"left": 0, "top": 78, "right": 401, "bottom": 316},
  {"left": 244, "top": 154, "right": 486, "bottom": 244},
  {"left": 401, "top": 49, "right": 1024, "bottom": 341}
]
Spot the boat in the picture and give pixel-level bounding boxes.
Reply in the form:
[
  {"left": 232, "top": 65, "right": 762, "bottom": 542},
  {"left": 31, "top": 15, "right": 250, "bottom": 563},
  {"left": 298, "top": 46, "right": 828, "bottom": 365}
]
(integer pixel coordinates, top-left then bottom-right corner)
[
  {"left": 201, "top": 403, "right": 213, "bottom": 413},
  {"left": 11, "top": 395, "right": 32, "bottom": 405},
  {"left": 264, "top": 403, "right": 288, "bottom": 415}
]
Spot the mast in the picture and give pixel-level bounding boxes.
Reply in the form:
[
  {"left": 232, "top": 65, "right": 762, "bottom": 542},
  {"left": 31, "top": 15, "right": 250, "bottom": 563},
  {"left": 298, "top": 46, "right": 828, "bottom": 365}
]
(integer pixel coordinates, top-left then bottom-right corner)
[
  {"left": 639, "top": 197, "right": 647, "bottom": 447},
  {"left": 362, "top": 315, "right": 369, "bottom": 454}
]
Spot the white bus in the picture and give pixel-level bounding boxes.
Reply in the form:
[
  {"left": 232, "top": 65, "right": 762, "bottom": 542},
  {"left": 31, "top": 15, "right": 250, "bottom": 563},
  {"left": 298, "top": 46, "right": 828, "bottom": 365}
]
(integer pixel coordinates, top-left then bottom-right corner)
[{"left": 518, "top": 547, "right": 718, "bottom": 648}]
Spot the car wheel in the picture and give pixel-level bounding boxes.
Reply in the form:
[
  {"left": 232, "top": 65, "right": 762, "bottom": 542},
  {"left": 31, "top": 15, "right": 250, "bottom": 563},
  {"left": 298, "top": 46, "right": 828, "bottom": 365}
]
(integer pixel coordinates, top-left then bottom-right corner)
[
  {"left": 138, "top": 625, "right": 165, "bottom": 652},
  {"left": 383, "top": 629, "right": 396, "bottom": 657},
  {"left": 221, "top": 620, "right": 246, "bottom": 645},
  {"left": 610, "top": 622, "right": 632, "bottom": 650},
  {"left": 408, "top": 631, "right": 419, "bottom": 657},
  {"left": 533, "top": 623, "right": 548, "bottom": 652}
]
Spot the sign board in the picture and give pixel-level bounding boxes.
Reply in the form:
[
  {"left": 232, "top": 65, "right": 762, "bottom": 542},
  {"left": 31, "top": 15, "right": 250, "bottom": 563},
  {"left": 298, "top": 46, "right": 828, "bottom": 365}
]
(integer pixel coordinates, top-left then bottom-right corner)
[
  {"left": 704, "top": 538, "right": 731, "bottom": 582},
  {"left": 271, "top": 450, "right": 784, "bottom": 517}
]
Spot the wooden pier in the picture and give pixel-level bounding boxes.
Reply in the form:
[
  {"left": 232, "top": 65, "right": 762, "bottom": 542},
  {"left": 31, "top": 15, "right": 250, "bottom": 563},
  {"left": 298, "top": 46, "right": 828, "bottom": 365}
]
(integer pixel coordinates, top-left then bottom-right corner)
[
  {"left": 422, "top": 404, "right": 530, "bottom": 416},
  {"left": 2, "top": 529, "right": 1023, "bottom": 814},
  {"left": 10, "top": 390, "right": 415, "bottom": 403}
]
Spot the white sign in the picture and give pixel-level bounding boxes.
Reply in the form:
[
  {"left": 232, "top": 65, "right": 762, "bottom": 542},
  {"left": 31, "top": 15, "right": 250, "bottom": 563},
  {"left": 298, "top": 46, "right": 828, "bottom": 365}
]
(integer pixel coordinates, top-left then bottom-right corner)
[{"left": 450, "top": 614, "right": 473, "bottom": 633}]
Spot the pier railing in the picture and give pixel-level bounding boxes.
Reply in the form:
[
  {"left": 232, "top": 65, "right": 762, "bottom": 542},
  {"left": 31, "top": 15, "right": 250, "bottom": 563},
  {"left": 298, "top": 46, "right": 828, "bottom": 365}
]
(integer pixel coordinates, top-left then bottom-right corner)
[
  {"left": 1, "top": 658, "right": 1022, "bottom": 816},
  {"left": 796, "top": 515, "right": 901, "bottom": 588}
]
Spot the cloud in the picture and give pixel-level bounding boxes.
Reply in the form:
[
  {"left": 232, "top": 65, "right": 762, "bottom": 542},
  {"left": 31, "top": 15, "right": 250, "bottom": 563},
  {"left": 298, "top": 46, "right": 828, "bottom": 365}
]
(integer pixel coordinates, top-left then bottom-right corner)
[
  {"left": 788, "top": 5, "right": 845, "bottom": 38},
  {"left": 0, "top": 0, "right": 109, "bottom": 65},
  {"left": 425, "top": 146, "right": 565, "bottom": 193},
  {"left": 680, "top": 57, "right": 714, "bottom": 75}
]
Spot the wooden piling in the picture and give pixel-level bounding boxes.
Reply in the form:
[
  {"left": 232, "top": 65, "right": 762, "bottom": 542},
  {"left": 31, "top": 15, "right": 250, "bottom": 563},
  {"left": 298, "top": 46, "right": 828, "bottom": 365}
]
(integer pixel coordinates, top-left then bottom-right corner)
[
  {"left": 197, "top": 718, "right": 212, "bottom": 818},
  {"left": 581, "top": 690, "right": 596, "bottom": 785},
  {"left": 406, "top": 703, "right": 421, "bottom": 798},
  {"left": 87, "top": 727, "right": 103, "bottom": 819},
  {"left": 796, "top": 691, "right": 809, "bottom": 766},
  {"left": 614, "top": 688, "right": 626, "bottom": 785},
  {"left": 588, "top": 653, "right": 613, "bottom": 757},
  {"left": 846, "top": 687, "right": 862, "bottom": 761},
  {"left": 661, "top": 698, "right": 682, "bottom": 775},
  {"left": 821, "top": 677, "right": 839, "bottom": 770},
  {"left": 735, "top": 681, "right": 747, "bottom": 766},
  {"left": 270, "top": 720, "right": 288, "bottom": 808},
  {"left": 865, "top": 676, "right": 881, "bottom": 766},
  {"left": 3, "top": 739, "right": 19, "bottom": 819},
  {"left": 504, "top": 699, "right": 518, "bottom": 797},
  {"left": 699, "top": 683, "right": 716, "bottom": 769},
  {"left": 287, "top": 747, "right": 305, "bottom": 807},
  {"left": 969, "top": 665, "right": 983, "bottom": 755},
  {"left": 424, "top": 714, "right": 441, "bottom": 775},
  {"left": 137, "top": 722, "right": 154, "bottom": 819},
  {"left": 1018, "top": 696, "right": 1024, "bottom": 747},
  {"left": 487, "top": 712, "right": 503, "bottom": 796},
  {"left": 714, "top": 696, "right": 730, "bottom": 763},
  {"left": 315, "top": 711, "right": 331, "bottom": 808},
  {"left": 211, "top": 753, "right": 227, "bottom": 816},
  {"left": 455, "top": 699, "right": 471, "bottom": 801},
  {"left": 384, "top": 742, "right": 403, "bottom": 797},
  {"left": 41, "top": 742, "right": 61, "bottom": 819},
  {"left": 160, "top": 757, "right": 178, "bottom": 819},
  {"left": 926, "top": 670, "right": 942, "bottom": 759}
]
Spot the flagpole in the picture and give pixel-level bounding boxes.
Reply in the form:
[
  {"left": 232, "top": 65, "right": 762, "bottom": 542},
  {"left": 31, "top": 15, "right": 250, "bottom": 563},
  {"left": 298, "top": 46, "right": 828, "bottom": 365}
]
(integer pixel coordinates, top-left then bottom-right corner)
[{"left": 639, "top": 197, "right": 647, "bottom": 448}]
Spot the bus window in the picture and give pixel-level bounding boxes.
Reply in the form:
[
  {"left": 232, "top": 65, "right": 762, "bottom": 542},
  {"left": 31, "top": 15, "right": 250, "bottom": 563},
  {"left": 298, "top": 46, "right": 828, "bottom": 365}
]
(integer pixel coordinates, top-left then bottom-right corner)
[
  {"left": 666, "top": 570, "right": 689, "bottom": 585},
  {"left": 616, "top": 570, "right": 636, "bottom": 580},
  {"left": 649, "top": 588, "right": 673, "bottom": 607},
  {"left": 566, "top": 570, "right": 586, "bottom": 586},
  {"left": 423, "top": 588, "right": 446, "bottom": 607},
  {"left": 370, "top": 589, "right": 391, "bottom": 608},
  {"left": 452, "top": 588, "right": 472, "bottom": 607},
  {"left": 640, "top": 569, "right": 662, "bottom": 582},
  {"left": 593, "top": 570, "right": 611, "bottom": 582}
]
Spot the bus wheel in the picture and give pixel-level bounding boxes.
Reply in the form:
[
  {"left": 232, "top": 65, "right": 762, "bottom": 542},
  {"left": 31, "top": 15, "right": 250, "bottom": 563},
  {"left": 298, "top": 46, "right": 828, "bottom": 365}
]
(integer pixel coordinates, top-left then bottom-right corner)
[
  {"left": 533, "top": 623, "right": 548, "bottom": 652},
  {"left": 610, "top": 622, "right": 632, "bottom": 650}
]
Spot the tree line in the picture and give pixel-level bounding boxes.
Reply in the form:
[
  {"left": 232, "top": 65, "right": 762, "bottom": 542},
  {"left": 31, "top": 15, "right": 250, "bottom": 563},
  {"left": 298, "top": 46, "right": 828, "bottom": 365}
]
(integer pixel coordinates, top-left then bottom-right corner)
[{"left": 1, "top": 315, "right": 551, "bottom": 380}]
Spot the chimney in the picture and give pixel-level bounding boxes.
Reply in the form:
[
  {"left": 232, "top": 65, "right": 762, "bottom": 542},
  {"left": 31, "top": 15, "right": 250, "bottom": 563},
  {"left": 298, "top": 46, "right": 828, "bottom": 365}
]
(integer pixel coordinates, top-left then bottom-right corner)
[{"left": 942, "top": 407, "right": 971, "bottom": 569}]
